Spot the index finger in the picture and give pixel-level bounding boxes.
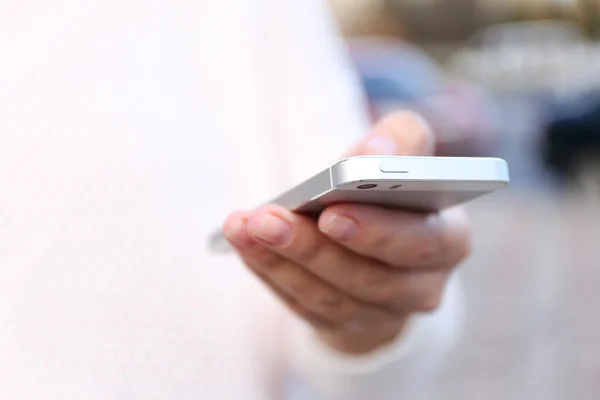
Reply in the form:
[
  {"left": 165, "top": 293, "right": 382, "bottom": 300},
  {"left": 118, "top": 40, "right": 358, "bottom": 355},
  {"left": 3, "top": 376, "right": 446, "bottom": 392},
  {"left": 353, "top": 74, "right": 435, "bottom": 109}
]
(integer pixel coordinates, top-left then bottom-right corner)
[{"left": 318, "top": 204, "right": 471, "bottom": 270}]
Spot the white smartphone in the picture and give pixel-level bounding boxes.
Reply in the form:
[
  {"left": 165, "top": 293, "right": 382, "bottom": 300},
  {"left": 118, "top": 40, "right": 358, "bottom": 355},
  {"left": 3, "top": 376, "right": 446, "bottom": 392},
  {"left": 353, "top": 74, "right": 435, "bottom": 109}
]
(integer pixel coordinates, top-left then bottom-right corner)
[{"left": 208, "top": 155, "right": 509, "bottom": 253}]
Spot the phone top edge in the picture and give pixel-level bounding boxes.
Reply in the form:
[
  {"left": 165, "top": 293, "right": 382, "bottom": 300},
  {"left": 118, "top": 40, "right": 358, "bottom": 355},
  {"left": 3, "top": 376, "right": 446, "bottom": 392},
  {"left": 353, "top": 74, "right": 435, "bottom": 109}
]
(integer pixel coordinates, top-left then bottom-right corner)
[
  {"left": 330, "top": 156, "right": 510, "bottom": 187},
  {"left": 333, "top": 155, "right": 508, "bottom": 164}
]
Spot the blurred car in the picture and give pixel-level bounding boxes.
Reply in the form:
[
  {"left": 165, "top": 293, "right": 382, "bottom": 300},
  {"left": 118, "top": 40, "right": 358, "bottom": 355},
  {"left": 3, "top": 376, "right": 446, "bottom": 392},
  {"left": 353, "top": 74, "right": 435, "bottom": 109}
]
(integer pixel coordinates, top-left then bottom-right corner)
[
  {"left": 348, "top": 37, "right": 498, "bottom": 157},
  {"left": 539, "top": 90, "right": 600, "bottom": 185},
  {"left": 446, "top": 21, "right": 600, "bottom": 93}
]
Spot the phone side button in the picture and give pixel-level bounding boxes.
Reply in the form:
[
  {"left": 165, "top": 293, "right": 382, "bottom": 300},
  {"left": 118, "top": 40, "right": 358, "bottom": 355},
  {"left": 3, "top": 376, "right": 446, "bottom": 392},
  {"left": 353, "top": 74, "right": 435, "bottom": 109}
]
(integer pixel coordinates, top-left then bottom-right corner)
[{"left": 380, "top": 163, "right": 410, "bottom": 173}]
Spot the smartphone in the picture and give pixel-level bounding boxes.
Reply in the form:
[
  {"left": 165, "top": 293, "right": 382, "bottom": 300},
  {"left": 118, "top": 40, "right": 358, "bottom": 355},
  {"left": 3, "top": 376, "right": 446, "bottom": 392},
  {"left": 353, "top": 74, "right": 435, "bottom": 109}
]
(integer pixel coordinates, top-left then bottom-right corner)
[{"left": 208, "top": 155, "right": 509, "bottom": 253}]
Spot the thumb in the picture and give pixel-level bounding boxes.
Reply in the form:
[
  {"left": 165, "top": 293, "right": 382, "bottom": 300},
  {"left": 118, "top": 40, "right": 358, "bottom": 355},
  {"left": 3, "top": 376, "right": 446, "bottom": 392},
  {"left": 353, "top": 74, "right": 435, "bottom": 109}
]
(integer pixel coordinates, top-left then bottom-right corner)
[{"left": 344, "top": 111, "right": 435, "bottom": 158}]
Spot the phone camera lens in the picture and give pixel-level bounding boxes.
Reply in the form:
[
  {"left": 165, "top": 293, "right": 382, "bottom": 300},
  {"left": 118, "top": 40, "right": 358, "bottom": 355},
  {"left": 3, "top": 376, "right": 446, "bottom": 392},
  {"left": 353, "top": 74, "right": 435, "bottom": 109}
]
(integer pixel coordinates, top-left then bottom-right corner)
[{"left": 357, "top": 184, "right": 378, "bottom": 190}]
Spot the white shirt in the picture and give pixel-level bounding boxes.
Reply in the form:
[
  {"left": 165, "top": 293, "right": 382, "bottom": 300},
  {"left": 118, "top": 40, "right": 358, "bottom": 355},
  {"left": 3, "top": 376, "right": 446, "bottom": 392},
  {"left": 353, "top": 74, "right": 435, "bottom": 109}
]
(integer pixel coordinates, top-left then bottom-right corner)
[{"left": 0, "top": 0, "right": 462, "bottom": 398}]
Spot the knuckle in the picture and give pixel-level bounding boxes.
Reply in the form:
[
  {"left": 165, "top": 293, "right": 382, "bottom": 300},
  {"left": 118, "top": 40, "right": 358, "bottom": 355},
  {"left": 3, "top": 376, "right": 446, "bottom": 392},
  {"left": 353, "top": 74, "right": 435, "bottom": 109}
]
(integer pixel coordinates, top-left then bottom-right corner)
[
  {"left": 249, "top": 254, "right": 280, "bottom": 273},
  {"left": 357, "top": 267, "right": 395, "bottom": 301},
  {"left": 294, "top": 238, "right": 326, "bottom": 265},
  {"left": 453, "top": 234, "right": 472, "bottom": 266},
  {"left": 242, "top": 245, "right": 281, "bottom": 272},
  {"left": 370, "top": 230, "right": 395, "bottom": 254},
  {"left": 413, "top": 273, "right": 447, "bottom": 312},
  {"left": 288, "top": 279, "right": 314, "bottom": 300},
  {"left": 318, "top": 298, "right": 357, "bottom": 323},
  {"left": 336, "top": 259, "right": 393, "bottom": 303},
  {"left": 415, "top": 291, "right": 443, "bottom": 313},
  {"left": 317, "top": 292, "right": 346, "bottom": 310},
  {"left": 442, "top": 207, "right": 472, "bottom": 268},
  {"left": 413, "top": 222, "right": 444, "bottom": 265}
]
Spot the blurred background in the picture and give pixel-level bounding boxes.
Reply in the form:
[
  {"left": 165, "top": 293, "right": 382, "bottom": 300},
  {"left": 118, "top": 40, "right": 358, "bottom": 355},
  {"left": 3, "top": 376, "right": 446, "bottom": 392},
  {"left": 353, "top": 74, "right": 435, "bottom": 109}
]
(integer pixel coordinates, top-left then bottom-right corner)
[{"left": 327, "top": 0, "right": 600, "bottom": 398}]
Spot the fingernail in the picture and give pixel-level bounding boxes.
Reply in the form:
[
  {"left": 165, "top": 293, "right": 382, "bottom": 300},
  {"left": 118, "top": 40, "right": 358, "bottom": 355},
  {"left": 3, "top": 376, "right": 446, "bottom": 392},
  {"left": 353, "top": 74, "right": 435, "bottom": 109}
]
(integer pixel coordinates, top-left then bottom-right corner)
[
  {"left": 250, "top": 213, "right": 293, "bottom": 246},
  {"left": 320, "top": 213, "right": 358, "bottom": 241},
  {"left": 366, "top": 136, "right": 397, "bottom": 155},
  {"left": 223, "top": 219, "right": 258, "bottom": 252}
]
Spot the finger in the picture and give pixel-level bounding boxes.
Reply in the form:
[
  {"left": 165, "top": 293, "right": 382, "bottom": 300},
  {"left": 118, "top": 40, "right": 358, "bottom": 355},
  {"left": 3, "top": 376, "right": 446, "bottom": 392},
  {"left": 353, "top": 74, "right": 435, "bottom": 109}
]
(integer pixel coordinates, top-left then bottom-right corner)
[
  {"left": 244, "top": 204, "right": 450, "bottom": 313},
  {"left": 247, "top": 252, "right": 402, "bottom": 331},
  {"left": 223, "top": 211, "right": 400, "bottom": 328},
  {"left": 253, "top": 269, "right": 340, "bottom": 332},
  {"left": 223, "top": 212, "right": 337, "bottom": 329},
  {"left": 318, "top": 204, "right": 471, "bottom": 270},
  {"left": 344, "top": 111, "right": 435, "bottom": 158}
]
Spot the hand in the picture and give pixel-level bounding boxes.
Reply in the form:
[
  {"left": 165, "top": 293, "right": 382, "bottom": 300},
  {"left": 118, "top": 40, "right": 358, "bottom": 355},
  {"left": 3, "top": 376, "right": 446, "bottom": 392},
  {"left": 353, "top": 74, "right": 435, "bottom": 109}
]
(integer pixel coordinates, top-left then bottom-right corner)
[{"left": 222, "top": 112, "right": 471, "bottom": 355}]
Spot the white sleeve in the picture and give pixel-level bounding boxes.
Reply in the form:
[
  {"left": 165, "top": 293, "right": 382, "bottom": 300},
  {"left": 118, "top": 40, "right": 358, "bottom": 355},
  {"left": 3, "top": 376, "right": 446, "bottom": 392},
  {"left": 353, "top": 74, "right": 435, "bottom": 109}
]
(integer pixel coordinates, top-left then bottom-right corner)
[
  {"left": 285, "top": 275, "right": 465, "bottom": 399},
  {"left": 257, "top": 0, "right": 370, "bottom": 186},
  {"left": 256, "top": 1, "right": 465, "bottom": 398}
]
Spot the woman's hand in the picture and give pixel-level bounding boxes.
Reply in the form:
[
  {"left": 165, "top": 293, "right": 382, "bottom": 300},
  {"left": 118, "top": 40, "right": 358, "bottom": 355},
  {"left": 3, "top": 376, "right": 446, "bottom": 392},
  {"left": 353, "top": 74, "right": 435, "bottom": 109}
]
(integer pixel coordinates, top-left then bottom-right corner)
[{"left": 223, "top": 112, "right": 471, "bottom": 354}]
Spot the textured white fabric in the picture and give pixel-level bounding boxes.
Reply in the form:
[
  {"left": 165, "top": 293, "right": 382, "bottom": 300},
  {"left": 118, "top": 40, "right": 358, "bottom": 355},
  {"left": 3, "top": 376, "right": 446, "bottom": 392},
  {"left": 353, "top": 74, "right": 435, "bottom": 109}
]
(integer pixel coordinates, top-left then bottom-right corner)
[
  {"left": 286, "top": 275, "right": 464, "bottom": 399},
  {"left": 0, "top": 0, "right": 460, "bottom": 399}
]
